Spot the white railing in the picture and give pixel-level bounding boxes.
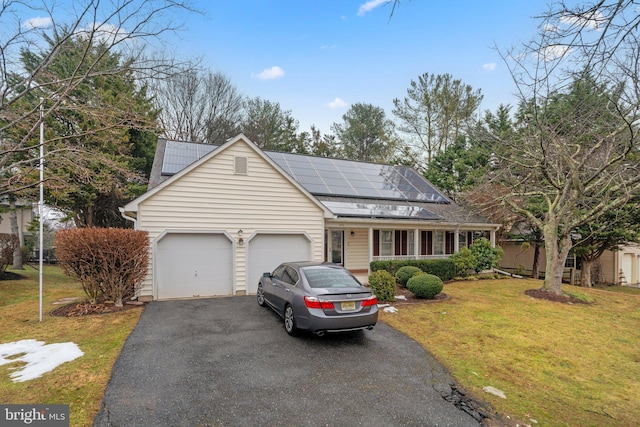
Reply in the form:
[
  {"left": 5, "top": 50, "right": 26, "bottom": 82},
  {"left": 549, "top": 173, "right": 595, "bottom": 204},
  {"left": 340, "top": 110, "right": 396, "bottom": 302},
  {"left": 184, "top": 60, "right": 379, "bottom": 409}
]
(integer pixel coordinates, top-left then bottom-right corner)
[{"left": 372, "top": 254, "right": 450, "bottom": 261}]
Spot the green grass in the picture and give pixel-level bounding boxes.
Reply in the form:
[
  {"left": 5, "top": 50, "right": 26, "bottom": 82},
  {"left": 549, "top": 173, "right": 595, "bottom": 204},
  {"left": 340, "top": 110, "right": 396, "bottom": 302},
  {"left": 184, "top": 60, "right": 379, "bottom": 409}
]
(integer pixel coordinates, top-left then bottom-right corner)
[
  {"left": 382, "top": 279, "right": 640, "bottom": 427},
  {"left": 0, "top": 266, "right": 142, "bottom": 427}
]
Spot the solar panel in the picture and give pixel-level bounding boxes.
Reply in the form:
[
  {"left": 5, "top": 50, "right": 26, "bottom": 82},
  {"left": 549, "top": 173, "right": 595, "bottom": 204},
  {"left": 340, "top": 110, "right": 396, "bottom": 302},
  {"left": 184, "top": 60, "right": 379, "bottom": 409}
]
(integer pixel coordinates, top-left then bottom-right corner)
[
  {"left": 160, "top": 140, "right": 449, "bottom": 204},
  {"left": 322, "top": 201, "right": 441, "bottom": 220}
]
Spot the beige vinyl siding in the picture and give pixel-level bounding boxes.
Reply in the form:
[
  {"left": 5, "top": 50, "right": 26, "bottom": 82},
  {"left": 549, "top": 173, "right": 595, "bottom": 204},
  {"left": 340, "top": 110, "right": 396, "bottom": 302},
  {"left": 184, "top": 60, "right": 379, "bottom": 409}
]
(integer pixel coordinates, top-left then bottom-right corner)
[
  {"left": 137, "top": 142, "right": 325, "bottom": 297},
  {"left": 345, "top": 229, "right": 370, "bottom": 273}
]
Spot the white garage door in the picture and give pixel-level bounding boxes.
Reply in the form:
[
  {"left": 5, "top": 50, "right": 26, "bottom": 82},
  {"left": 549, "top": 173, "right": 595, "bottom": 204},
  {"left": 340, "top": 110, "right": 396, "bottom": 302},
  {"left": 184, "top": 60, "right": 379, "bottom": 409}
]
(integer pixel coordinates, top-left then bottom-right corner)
[
  {"left": 156, "top": 233, "right": 233, "bottom": 299},
  {"left": 247, "top": 234, "right": 311, "bottom": 294}
]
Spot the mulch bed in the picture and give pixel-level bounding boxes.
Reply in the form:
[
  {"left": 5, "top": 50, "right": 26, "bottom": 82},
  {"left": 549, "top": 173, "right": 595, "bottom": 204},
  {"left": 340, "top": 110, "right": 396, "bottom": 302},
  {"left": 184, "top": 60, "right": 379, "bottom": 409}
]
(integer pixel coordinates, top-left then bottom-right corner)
[{"left": 50, "top": 297, "right": 145, "bottom": 317}]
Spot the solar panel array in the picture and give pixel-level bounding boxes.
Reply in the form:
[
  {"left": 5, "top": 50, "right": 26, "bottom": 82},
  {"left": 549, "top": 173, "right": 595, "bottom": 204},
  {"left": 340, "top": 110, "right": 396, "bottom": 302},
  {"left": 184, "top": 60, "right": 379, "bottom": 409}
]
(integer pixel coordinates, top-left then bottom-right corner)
[
  {"left": 162, "top": 140, "right": 217, "bottom": 175},
  {"left": 321, "top": 201, "right": 441, "bottom": 220},
  {"left": 268, "top": 152, "right": 448, "bottom": 203},
  {"left": 161, "top": 140, "right": 448, "bottom": 204}
]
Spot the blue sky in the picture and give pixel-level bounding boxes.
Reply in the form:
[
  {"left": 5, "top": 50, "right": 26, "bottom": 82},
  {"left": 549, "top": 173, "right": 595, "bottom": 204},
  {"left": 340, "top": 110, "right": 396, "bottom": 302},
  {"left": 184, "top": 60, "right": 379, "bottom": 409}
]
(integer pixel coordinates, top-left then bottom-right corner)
[
  {"left": 20, "top": 1, "right": 553, "bottom": 135},
  {"left": 174, "top": 1, "right": 548, "bottom": 134}
]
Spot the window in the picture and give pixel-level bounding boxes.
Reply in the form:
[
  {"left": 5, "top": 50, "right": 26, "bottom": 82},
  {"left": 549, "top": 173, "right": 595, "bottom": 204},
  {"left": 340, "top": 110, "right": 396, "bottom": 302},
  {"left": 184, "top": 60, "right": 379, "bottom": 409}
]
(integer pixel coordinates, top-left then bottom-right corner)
[
  {"left": 459, "top": 232, "right": 467, "bottom": 249},
  {"left": 282, "top": 266, "right": 299, "bottom": 286},
  {"left": 433, "top": 231, "right": 444, "bottom": 255},
  {"left": 381, "top": 231, "right": 393, "bottom": 256},
  {"left": 373, "top": 230, "right": 416, "bottom": 256}
]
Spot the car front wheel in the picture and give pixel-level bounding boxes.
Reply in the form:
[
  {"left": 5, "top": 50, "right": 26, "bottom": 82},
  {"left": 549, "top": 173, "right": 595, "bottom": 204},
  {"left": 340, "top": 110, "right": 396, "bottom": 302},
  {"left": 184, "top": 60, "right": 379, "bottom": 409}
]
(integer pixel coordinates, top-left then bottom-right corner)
[
  {"left": 257, "top": 283, "right": 266, "bottom": 307},
  {"left": 284, "top": 305, "right": 297, "bottom": 336}
]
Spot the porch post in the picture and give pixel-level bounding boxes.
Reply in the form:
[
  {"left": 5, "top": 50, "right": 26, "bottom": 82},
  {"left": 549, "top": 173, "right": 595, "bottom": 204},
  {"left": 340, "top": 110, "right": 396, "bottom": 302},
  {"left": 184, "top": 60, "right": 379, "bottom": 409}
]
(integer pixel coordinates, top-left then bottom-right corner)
[
  {"left": 490, "top": 229, "right": 496, "bottom": 247},
  {"left": 454, "top": 227, "right": 460, "bottom": 253},
  {"left": 368, "top": 227, "right": 373, "bottom": 275},
  {"left": 414, "top": 228, "right": 419, "bottom": 259}
]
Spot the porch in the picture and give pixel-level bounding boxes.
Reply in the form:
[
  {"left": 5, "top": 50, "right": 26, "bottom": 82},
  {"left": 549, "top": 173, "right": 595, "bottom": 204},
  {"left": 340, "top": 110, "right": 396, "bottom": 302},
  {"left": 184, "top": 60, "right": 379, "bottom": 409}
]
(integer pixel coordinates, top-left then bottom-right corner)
[{"left": 324, "top": 226, "right": 497, "bottom": 281}]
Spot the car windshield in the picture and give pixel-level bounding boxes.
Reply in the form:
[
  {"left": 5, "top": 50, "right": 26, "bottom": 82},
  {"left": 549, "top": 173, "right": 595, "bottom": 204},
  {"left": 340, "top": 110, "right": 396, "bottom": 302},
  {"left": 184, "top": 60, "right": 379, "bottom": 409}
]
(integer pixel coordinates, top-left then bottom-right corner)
[{"left": 302, "top": 267, "right": 362, "bottom": 289}]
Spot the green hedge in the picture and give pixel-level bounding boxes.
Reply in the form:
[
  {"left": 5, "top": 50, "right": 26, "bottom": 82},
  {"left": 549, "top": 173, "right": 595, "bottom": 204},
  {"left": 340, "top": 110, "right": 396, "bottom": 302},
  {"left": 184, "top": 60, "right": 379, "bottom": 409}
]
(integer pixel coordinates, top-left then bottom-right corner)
[{"left": 370, "top": 258, "right": 455, "bottom": 281}]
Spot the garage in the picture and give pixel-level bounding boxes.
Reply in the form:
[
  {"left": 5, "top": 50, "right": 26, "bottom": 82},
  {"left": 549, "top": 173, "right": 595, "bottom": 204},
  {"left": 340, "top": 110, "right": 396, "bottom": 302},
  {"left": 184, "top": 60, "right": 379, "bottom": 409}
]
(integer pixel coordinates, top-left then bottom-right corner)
[
  {"left": 156, "top": 232, "right": 233, "bottom": 299},
  {"left": 246, "top": 233, "right": 311, "bottom": 294}
]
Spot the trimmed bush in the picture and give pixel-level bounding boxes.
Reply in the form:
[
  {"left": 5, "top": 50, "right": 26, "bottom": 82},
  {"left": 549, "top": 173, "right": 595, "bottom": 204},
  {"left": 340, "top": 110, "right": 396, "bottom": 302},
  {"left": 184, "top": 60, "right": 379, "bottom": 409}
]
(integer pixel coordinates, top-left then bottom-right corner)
[
  {"left": 55, "top": 228, "right": 149, "bottom": 307},
  {"left": 396, "top": 266, "right": 422, "bottom": 287},
  {"left": 407, "top": 273, "right": 443, "bottom": 299},
  {"left": 368, "top": 270, "right": 396, "bottom": 302},
  {"left": 450, "top": 247, "right": 477, "bottom": 277},
  {"left": 371, "top": 258, "right": 455, "bottom": 281},
  {"left": 469, "top": 237, "right": 504, "bottom": 272}
]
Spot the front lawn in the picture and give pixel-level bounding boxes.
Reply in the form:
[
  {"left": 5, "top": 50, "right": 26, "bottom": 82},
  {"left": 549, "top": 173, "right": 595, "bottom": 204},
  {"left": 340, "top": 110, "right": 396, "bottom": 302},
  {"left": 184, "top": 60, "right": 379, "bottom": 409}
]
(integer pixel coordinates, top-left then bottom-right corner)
[
  {"left": 0, "top": 266, "right": 142, "bottom": 427},
  {"left": 382, "top": 278, "right": 640, "bottom": 426}
]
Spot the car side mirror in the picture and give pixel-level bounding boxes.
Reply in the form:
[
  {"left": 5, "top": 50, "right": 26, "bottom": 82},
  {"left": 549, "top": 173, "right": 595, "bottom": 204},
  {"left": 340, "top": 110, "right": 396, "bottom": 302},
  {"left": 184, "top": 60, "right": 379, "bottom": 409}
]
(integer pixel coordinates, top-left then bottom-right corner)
[{"left": 263, "top": 272, "right": 271, "bottom": 278}]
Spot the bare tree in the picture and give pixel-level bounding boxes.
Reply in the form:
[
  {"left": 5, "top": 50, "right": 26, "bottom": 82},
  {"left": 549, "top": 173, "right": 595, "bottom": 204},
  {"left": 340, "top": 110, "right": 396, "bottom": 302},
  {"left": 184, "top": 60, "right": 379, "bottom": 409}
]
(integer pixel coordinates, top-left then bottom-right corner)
[
  {"left": 392, "top": 73, "right": 483, "bottom": 164},
  {"left": 0, "top": 0, "right": 198, "bottom": 199},
  {"left": 486, "top": 1, "right": 640, "bottom": 295},
  {"left": 151, "top": 68, "right": 244, "bottom": 143}
]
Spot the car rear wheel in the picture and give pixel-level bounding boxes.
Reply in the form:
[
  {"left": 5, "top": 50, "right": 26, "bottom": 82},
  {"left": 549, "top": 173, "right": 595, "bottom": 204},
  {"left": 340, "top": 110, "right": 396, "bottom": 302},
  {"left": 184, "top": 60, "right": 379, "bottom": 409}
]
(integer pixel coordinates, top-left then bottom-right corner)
[
  {"left": 257, "top": 283, "right": 266, "bottom": 307},
  {"left": 284, "top": 305, "right": 297, "bottom": 336}
]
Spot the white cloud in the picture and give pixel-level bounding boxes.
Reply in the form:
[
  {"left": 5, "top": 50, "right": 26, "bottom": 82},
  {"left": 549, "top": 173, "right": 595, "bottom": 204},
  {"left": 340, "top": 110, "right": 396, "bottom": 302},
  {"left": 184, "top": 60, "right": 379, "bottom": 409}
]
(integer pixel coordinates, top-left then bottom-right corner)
[
  {"left": 72, "top": 22, "right": 130, "bottom": 45},
  {"left": 326, "top": 98, "right": 347, "bottom": 109},
  {"left": 482, "top": 63, "right": 496, "bottom": 71},
  {"left": 560, "top": 10, "right": 606, "bottom": 30},
  {"left": 537, "top": 44, "right": 572, "bottom": 61},
  {"left": 358, "top": 0, "right": 389, "bottom": 16},
  {"left": 23, "top": 16, "right": 53, "bottom": 29},
  {"left": 0, "top": 339, "right": 83, "bottom": 383},
  {"left": 254, "top": 66, "right": 285, "bottom": 80},
  {"left": 321, "top": 44, "right": 337, "bottom": 50}
]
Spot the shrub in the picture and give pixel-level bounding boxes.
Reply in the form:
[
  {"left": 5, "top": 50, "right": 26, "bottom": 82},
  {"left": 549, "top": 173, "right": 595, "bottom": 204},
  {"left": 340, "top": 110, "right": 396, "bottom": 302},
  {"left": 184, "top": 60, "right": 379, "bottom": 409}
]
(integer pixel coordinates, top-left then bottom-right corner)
[
  {"left": 55, "top": 228, "right": 149, "bottom": 307},
  {"left": 371, "top": 258, "right": 455, "bottom": 281},
  {"left": 368, "top": 270, "right": 396, "bottom": 302},
  {"left": 0, "top": 233, "right": 19, "bottom": 273},
  {"left": 450, "top": 247, "right": 477, "bottom": 277},
  {"left": 407, "top": 273, "right": 443, "bottom": 299},
  {"left": 396, "top": 266, "right": 422, "bottom": 287},
  {"left": 469, "top": 238, "right": 504, "bottom": 272}
]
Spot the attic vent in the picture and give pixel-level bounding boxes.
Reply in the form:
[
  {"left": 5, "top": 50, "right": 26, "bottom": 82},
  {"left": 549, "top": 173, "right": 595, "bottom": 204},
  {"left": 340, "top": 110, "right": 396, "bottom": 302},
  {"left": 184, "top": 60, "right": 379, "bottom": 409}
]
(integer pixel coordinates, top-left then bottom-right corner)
[{"left": 234, "top": 156, "right": 248, "bottom": 175}]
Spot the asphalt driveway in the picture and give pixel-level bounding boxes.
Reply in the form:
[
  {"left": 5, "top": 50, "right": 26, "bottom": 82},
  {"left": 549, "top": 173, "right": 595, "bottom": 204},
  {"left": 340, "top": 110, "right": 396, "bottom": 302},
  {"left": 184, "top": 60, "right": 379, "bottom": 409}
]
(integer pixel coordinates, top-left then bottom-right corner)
[{"left": 93, "top": 297, "right": 480, "bottom": 426}]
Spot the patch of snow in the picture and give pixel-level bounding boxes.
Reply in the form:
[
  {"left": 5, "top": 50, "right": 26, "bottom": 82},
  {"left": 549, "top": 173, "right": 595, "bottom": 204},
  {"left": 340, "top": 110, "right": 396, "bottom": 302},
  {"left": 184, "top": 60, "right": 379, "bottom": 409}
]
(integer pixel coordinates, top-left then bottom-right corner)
[
  {"left": 383, "top": 306, "right": 398, "bottom": 314},
  {"left": 483, "top": 385, "right": 506, "bottom": 399},
  {"left": 377, "top": 303, "right": 390, "bottom": 308},
  {"left": 0, "top": 339, "right": 83, "bottom": 382},
  {"left": 395, "top": 295, "right": 407, "bottom": 300}
]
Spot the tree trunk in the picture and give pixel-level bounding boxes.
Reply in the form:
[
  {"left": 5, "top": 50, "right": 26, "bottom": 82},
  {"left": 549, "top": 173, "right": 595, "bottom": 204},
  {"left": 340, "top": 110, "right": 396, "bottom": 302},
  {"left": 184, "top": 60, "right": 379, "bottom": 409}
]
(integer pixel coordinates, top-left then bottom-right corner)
[
  {"left": 542, "top": 222, "right": 572, "bottom": 295},
  {"left": 532, "top": 243, "right": 540, "bottom": 279},
  {"left": 580, "top": 259, "right": 593, "bottom": 287},
  {"left": 9, "top": 200, "right": 23, "bottom": 270}
]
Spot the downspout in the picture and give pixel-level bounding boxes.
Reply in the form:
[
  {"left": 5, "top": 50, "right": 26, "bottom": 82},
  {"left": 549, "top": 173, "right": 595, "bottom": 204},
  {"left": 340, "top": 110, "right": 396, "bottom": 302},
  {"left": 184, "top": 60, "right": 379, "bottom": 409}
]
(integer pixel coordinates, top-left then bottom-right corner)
[{"left": 119, "top": 207, "right": 138, "bottom": 229}]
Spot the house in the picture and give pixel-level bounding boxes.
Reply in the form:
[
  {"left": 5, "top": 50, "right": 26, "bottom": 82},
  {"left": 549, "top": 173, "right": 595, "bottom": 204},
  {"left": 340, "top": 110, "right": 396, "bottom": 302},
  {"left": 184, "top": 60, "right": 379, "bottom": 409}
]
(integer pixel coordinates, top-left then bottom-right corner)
[
  {"left": 0, "top": 199, "right": 34, "bottom": 248},
  {"left": 500, "top": 240, "right": 640, "bottom": 286},
  {"left": 120, "top": 135, "right": 501, "bottom": 301}
]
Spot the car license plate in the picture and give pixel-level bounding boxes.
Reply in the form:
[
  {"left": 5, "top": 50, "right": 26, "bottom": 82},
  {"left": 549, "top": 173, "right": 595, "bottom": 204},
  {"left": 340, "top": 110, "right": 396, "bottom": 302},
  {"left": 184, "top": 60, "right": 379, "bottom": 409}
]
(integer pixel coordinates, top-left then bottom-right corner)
[{"left": 341, "top": 301, "right": 356, "bottom": 311}]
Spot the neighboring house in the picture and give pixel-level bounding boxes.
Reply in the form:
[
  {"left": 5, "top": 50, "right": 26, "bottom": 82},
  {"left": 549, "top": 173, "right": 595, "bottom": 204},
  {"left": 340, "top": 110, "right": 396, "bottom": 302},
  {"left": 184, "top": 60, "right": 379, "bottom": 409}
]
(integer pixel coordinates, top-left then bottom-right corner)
[
  {"left": 121, "top": 135, "right": 501, "bottom": 301},
  {"left": 500, "top": 240, "right": 640, "bottom": 286},
  {"left": 0, "top": 199, "right": 34, "bottom": 248}
]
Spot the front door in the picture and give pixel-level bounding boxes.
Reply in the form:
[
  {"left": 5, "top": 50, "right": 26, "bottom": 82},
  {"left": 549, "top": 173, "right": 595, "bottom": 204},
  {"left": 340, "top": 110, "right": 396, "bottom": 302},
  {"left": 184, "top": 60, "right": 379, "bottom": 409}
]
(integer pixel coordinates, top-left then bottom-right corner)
[{"left": 326, "top": 230, "right": 344, "bottom": 265}]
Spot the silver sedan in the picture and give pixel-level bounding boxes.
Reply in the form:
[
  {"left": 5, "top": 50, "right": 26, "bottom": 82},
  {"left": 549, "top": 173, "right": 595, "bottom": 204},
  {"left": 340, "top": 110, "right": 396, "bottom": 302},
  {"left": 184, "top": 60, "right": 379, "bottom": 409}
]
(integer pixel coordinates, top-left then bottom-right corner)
[{"left": 257, "top": 262, "right": 378, "bottom": 336}]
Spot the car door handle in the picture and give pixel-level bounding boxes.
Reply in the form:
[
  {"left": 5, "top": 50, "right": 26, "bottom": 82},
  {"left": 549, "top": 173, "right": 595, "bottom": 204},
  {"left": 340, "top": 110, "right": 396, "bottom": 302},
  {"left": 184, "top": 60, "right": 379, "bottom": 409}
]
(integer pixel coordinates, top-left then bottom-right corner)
[{"left": 285, "top": 288, "right": 290, "bottom": 292}]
